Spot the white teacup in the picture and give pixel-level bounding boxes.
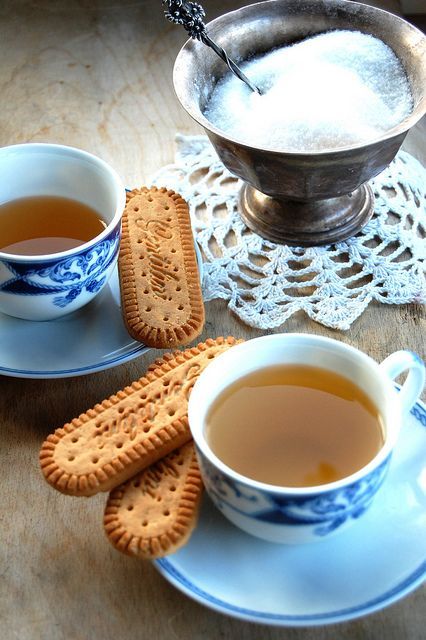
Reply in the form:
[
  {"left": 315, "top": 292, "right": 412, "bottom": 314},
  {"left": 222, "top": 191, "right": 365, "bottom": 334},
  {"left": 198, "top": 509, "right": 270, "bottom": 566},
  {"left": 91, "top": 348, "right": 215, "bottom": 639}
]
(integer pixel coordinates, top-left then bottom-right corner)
[
  {"left": 188, "top": 334, "right": 425, "bottom": 544},
  {"left": 0, "top": 143, "right": 125, "bottom": 321}
]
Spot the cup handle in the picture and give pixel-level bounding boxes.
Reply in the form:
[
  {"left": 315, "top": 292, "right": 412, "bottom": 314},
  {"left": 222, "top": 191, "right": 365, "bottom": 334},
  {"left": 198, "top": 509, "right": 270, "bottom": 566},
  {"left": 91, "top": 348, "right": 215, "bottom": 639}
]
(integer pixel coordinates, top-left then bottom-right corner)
[{"left": 379, "top": 350, "right": 425, "bottom": 415}]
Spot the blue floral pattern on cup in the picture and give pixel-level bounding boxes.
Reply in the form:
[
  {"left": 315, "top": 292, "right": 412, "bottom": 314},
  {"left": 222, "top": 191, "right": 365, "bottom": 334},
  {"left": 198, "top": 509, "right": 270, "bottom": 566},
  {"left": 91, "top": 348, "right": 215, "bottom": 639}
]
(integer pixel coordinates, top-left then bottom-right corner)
[
  {"left": 198, "top": 452, "right": 391, "bottom": 538},
  {"left": 0, "top": 225, "right": 120, "bottom": 309}
]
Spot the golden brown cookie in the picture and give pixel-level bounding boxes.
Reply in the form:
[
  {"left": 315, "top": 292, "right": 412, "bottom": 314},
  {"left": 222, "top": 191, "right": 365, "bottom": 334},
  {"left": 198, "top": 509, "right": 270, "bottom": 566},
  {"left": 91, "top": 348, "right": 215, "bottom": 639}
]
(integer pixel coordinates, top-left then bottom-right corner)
[
  {"left": 104, "top": 441, "right": 203, "bottom": 559},
  {"left": 119, "top": 186, "right": 205, "bottom": 349},
  {"left": 39, "top": 337, "right": 241, "bottom": 497}
]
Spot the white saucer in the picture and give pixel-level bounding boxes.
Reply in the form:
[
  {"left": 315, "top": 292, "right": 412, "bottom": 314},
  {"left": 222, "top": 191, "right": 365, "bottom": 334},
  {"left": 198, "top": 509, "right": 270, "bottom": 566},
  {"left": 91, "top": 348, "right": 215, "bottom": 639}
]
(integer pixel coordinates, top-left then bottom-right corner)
[
  {"left": 0, "top": 267, "right": 148, "bottom": 378},
  {"left": 155, "top": 398, "right": 426, "bottom": 627}
]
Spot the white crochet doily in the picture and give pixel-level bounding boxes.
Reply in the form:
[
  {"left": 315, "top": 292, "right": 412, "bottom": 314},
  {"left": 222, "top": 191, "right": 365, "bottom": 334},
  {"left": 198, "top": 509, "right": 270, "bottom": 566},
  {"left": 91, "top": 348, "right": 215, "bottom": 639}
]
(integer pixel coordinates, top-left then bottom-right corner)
[{"left": 151, "top": 134, "right": 425, "bottom": 331}]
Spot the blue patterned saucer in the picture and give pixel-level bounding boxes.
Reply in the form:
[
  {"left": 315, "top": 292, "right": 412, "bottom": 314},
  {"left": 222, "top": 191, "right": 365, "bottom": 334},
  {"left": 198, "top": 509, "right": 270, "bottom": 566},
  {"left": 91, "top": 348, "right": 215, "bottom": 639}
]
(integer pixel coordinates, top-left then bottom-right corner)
[
  {"left": 155, "top": 398, "right": 426, "bottom": 626},
  {"left": 0, "top": 241, "right": 204, "bottom": 379},
  {"left": 0, "top": 267, "right": 148, "bottom": 378}
]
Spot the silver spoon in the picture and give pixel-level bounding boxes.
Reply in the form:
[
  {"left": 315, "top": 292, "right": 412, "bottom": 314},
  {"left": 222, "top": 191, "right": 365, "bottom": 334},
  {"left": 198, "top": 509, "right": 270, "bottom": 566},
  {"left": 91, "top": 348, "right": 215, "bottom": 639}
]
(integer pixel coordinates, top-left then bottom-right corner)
[{"left": 163, "top": 0, "right": 262, "bottom": 95}]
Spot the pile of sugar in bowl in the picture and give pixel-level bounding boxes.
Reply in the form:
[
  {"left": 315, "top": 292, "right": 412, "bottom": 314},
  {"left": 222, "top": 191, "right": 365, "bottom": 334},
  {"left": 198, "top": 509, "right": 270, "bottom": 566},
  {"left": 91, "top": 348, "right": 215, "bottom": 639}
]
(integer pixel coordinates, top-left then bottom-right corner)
[{"left": 203, "top": 30, "right": 413, "bottom": 152}]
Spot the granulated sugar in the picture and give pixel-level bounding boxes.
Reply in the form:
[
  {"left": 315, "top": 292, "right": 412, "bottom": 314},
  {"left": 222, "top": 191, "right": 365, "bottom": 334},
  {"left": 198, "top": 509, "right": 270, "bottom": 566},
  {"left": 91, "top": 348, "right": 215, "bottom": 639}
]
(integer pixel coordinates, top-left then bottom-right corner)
[{"left": 203, "top": 30, "right": 413, "bottom": 152}]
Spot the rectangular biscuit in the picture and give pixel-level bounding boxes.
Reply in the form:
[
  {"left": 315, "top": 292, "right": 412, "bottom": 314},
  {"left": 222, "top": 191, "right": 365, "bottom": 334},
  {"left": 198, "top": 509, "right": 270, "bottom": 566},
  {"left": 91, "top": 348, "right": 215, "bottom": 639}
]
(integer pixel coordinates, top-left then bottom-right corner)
[
  {"left": 119, "top": 186, "right": 205, "bottom": 349},
  {"left": 104, "top": 441, "right": 203, "bottom": 559},
  {"left": 39, "top": 337, "right": 241, "bottom": 497}
]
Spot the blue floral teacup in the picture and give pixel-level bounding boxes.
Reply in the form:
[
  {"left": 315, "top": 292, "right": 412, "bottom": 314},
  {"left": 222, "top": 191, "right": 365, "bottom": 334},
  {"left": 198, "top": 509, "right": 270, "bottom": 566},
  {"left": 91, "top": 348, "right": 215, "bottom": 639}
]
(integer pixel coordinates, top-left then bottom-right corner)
[
  {"left": 0, "top": 143, "right": 125, "bottom": 320},
  {"left": 188, "top": 334, "right": 425, "bottom": 544}
]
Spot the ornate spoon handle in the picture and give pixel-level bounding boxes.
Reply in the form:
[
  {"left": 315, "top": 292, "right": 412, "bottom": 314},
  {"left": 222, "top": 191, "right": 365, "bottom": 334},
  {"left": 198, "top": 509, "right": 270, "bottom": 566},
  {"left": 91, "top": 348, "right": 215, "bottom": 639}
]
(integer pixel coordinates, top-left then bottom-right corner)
[{"left": 163, "top": 0, "right": 261, "bottom": 94}]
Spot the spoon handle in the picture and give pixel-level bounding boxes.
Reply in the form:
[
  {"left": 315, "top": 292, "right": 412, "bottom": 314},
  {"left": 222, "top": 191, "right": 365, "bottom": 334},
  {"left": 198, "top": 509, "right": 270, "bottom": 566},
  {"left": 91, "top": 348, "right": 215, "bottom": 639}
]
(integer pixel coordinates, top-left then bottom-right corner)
[{"left": 163, "top": 0, "right": 261, "bottom": 94}]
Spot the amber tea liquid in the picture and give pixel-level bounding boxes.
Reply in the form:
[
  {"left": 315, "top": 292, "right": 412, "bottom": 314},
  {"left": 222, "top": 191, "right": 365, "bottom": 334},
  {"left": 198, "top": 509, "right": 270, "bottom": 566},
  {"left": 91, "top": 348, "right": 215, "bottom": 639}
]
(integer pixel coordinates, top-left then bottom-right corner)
[
  {"left": 0, "top": 195, "right": 107, "bottom": 255},
  {"left": 206, "top": 364, "right": 385, "bottom": 487}
]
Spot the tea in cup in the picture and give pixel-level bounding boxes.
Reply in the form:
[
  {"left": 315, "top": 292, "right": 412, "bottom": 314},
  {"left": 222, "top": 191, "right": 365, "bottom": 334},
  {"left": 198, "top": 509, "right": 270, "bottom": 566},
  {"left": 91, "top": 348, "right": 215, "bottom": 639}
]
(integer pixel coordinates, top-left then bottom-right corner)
[
  {"left": 0, "top": 143, "right": 126, "bottom": 321},
  {"left": 188, "top": 334, "right": 425, "bottom": 543}
]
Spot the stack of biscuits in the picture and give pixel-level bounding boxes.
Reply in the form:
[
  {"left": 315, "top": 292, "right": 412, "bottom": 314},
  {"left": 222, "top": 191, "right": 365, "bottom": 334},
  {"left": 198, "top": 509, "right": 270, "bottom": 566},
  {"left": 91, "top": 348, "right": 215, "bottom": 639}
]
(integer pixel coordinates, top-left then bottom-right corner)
[{"left": 39, "top": 186, "right": 241, "bottom": 559}]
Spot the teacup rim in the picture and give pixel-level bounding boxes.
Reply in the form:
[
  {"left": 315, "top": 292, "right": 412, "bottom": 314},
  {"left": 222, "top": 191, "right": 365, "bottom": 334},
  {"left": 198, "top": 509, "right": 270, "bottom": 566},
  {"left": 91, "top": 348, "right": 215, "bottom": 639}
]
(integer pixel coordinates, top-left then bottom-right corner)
[
  {"left": 188, "top": 333, "right": 399, "bottom": 496},
  {"left": 0, "top": 142, "right": 126, "bottom": 263}
]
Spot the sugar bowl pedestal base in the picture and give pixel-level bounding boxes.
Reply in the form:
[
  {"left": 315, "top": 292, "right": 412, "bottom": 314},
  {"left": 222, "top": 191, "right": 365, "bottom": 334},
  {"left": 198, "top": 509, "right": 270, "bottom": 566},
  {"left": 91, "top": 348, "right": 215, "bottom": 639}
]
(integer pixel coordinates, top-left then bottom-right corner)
[{"left": 238, "top": 183, "right": 375, "bottom": 246}]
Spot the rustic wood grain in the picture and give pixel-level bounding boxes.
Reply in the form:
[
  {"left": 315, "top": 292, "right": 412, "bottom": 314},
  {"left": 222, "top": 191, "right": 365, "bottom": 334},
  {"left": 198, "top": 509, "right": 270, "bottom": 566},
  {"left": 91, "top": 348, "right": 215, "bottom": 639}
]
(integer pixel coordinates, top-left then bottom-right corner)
[{"left": 0, "top": 2, "right": 424, "bottom": 639}]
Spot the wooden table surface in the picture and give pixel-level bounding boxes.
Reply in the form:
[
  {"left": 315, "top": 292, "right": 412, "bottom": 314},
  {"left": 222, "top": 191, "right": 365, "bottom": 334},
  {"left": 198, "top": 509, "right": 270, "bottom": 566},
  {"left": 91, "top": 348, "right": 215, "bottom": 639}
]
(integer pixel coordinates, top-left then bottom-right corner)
[{"left": 1, "top": 1, "right": 424, "bottom": 639}]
